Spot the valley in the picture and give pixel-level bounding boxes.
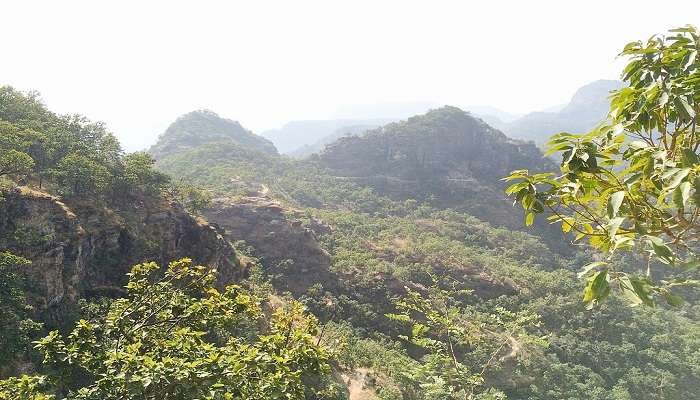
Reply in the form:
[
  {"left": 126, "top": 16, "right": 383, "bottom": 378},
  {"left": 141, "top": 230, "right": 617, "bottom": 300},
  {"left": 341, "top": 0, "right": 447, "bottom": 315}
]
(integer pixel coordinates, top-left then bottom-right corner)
[{"left": 1, "top": 23, "right": 699, "bottom": 400}]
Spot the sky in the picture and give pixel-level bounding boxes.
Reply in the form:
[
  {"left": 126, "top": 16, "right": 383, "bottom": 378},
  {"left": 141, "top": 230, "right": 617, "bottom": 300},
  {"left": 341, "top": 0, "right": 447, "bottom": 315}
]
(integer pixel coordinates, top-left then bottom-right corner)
[{"left": 2, "top": 0, "right": 699, "bottom": 151}]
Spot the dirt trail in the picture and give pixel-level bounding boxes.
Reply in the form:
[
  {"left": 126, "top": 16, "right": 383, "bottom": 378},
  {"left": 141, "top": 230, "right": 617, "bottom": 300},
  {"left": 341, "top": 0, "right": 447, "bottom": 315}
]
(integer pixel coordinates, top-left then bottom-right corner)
[{"left": 345, "top": 368, "right": 378, "bottom": 400}]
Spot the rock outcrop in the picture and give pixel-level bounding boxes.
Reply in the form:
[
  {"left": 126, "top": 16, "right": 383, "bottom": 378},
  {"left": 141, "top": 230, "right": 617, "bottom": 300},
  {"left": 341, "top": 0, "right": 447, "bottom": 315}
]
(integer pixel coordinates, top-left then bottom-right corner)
[
  {"left": 0, "top": 187, "right": 243, "bottom": 327},
  {"left": 202, "top": 196, "right": 332, "bottom": 294}
]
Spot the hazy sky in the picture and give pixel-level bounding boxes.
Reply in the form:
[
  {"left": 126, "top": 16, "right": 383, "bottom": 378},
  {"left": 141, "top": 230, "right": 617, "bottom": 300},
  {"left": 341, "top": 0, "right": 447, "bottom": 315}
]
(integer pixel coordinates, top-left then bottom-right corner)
[{"left": 2, "top": 1, "right": 699, "bottom": 151}]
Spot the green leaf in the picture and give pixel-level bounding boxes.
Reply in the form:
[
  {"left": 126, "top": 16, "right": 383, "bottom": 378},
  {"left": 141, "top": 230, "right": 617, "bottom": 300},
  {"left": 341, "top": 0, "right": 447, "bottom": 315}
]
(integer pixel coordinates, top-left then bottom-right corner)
[
  {"left": 607, "top": 217, "right": 624, "bottom": 238},
  {"left": 648, "top": 236, "right": 675, "bottom": 265},
  {"left": 681, "top": 148, "right": 700, "bottom": 167},
  {"left": 583, "top": 270, "right": 610, "bottom": 307},
  {"left": 607, "top": 191, "right": 625, "bottom": 218},
  {"left": 577, "top": 261, "right": 607, "bottom": 278},
  {"left": 665, "top": 168, "right": 690, "bottom": 190},
  {"left": 663, "top": 292, "right": 683, "bottom": 307},
  {"left": 673, "top": 181, "right": 692, "bottom": 208},
  {"left": 525, "top": 212, "right": 535, "bottom": 226}
]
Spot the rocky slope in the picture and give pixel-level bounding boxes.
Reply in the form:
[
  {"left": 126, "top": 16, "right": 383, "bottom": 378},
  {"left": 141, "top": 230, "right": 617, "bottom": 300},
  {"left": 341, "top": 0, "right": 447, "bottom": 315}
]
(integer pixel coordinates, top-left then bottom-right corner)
[
  {"left": 202, "top": 196, "right": 333, "bottom": 294},
  {"left": 149, "top": 110, "right": 277, "bottom": 158},
  {"left": 0, "top": 186, "right": 243, "bottom": 327}
]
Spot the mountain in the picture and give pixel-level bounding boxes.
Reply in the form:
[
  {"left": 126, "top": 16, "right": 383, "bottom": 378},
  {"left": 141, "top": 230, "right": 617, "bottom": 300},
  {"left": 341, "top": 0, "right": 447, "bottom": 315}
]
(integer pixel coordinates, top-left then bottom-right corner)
[
  {"left": 149, "top": 109, "right": 277, "bottom": 158},
  {"left": 318, "top": 106, "right": 556, "bottom": 230},
  {"left": 261, "top": 118, "right": 392, "bottom": 154},
  {"left": 287, "top": 106, "right": 521, "bottom": 160},
  {"left": 503, "top": 79, "right": 624, "bottom": 144}
]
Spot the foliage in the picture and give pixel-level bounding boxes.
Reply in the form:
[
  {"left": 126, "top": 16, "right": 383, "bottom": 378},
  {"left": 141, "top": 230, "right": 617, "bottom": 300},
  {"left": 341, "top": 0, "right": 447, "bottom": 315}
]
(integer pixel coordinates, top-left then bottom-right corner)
[
  {"left": 0, "top": 251, "right": 41, "bottom": 370},
  {"left": 0, "top": 86, "right": 171, "bottom": 201},
  {"left": 120, "top": 152, "right": 169, "bottom": 195},
  {"left": 0, "top": 259, "right": 329, "bottom": 399},
  {"left": 387, "top": 284, "right": 542, "bottom": 399},
  {"left": 50, "top": 154, "right": 112, "bottom": 197},
  {"left": 169, "top": 182, "right": 214, "bottom": 214},
  {"left": 0, "top": 149, "right": 34, "bottom": 179},
  {"left": 504, "top": 26, "right": 700, "bottom": 306},
  {"left": 0, "top": 375, "right": 53, "bottom": 400}
]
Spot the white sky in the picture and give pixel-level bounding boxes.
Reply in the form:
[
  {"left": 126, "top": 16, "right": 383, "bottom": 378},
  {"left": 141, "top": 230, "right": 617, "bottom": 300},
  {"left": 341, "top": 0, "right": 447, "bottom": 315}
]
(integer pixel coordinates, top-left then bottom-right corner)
[{"left": 2, "top": 0, "right": 698, "bottom": 151}]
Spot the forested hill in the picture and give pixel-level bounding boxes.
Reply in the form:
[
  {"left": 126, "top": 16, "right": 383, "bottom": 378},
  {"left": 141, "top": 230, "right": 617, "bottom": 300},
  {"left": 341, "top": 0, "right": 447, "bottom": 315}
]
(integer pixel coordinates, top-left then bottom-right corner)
[
  {"left": 0, "top": 85, "right": 242, "bottom": 334},
  {"left": 320, "top": 106, "right": 550, "bottom": 183},
  {"left": 149, "top": 109, "right": 277, "bottom": 158},
  {"left": 318, "top": 106, "right": 557, "bottom": 231}
]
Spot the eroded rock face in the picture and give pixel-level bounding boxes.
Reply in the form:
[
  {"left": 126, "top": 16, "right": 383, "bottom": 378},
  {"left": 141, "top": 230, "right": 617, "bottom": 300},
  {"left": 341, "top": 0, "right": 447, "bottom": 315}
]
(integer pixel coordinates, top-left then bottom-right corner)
[
  {"left": 202, "top": 196, "right": 332, "bottom": 294},
  {"left": 0, "top": 187, "right": 242, "bottom": 327}
]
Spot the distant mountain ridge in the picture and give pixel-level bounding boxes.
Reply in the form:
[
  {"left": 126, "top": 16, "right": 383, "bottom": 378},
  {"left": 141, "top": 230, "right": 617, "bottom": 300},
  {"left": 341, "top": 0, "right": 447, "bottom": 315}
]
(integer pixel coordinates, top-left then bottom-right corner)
[
  {"left": 288, "top": 124, "right": 380, "bottom": 159},
  {"left": 149, "top": 110, "right": 277, "bottom": 158},
  {"left": 261, "top": 118, "right": 393, "bottom": 154},
  {"left": 502, "top": 79, "right": 623, "bottom": 144}
]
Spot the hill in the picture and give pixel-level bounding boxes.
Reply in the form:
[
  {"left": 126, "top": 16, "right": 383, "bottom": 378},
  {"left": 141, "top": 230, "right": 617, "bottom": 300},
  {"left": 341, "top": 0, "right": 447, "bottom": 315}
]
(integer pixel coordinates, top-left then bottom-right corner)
[
  {"left": 149, "top": 109, "right": 277, "bottom": 158},
  {"left": 0, "top": 86, "right": 243, "bottom": 332},
  {"left": 318, "top": 106, "right": 556, "bottom": 229}
]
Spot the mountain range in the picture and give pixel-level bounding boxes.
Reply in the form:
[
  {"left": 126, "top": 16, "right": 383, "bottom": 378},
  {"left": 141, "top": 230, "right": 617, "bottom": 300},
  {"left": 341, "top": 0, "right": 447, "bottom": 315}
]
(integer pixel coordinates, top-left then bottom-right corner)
[{"left": 262, "top": 79, "right": 623, "bottom": 158}]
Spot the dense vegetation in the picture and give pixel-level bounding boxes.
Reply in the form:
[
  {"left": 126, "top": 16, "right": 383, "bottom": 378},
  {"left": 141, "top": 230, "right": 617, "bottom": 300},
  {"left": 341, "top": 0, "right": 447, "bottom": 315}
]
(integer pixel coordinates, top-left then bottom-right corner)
[
  {"left": 1, "top": 259, "right": 329, "bottom": 399},
  {"left": 2, "top": 26, "right": 700, "bottom": 400},
  {"left": 152, "top": 83, "right": 700, "bottom": 398},
  {"left": 0, "top": 86, "right": 169, "bottom": 199},
  {"left": 506, "top": 25, "right": 700, "bottom": 307}
]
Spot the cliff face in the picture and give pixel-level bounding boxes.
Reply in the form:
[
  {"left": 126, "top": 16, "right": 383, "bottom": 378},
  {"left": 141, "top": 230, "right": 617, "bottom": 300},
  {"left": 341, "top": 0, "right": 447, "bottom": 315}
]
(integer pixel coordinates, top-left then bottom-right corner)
[
  {"left": 202, "top": 196, "right": 333, "bottom": 295},
  {"left": 0, "top": 187, "right": 243, "bottom": 327}
]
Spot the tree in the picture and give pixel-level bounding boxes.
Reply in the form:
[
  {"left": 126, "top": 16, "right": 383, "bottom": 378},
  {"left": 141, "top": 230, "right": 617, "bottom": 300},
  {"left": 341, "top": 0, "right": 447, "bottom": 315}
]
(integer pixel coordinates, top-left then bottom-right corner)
[
  {"left": 387, "top": 282, "right": 541, "bottom": 399},
  {"left": 170, "top": 182, "right": 213, "bottom": 214},
  {"left": 504, "top": 25, "right": 700, "bottom": 307},
  {"left": 50, "top": 153, "right": 111, "bottom": 197},
  {"left": 0, "top": 150, "right": 34, "bottom": 180},
  {"left": 0, "top": 259, "right": 329, "bottom": 399},
  {"left": 121, "top": 152, "right": 170, "bottom": 195},
  {"left": 0, "top": 252, "right": 41, "bottom": 370}
]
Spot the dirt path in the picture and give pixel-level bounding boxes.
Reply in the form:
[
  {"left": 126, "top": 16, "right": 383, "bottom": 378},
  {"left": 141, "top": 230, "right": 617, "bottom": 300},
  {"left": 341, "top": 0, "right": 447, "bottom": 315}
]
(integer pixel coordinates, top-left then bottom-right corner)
[{"left": 345, "top": 368, "right": 377, "bottom": 400}]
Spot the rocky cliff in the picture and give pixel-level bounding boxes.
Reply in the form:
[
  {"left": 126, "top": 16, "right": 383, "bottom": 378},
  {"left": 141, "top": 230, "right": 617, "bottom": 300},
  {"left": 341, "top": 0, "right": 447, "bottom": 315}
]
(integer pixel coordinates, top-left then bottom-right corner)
[
  {"left": 0, "top": 187, "right": 243, "bottom": 327},
  {"left": 202, "top": 196, "right": 333, "bottom": 295}
]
